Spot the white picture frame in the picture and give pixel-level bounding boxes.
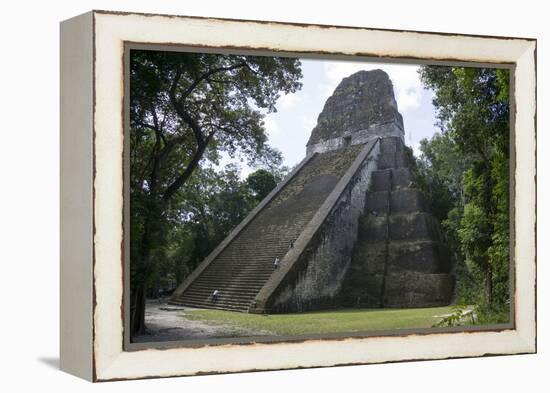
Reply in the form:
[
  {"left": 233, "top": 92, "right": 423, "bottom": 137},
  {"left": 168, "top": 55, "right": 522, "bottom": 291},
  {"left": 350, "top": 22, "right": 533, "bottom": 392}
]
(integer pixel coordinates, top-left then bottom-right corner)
[{"left": 60, "top": 10, "right": 536, "bottom": 381}]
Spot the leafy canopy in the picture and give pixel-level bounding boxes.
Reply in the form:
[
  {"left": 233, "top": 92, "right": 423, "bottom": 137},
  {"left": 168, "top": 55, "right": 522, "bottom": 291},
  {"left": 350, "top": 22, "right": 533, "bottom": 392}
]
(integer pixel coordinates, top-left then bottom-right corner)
[
  {"left": 417, "top": 65, "right": 510, "bottom": 319},
  {"left": 130, "top": 50, "right": 302, "bottom": 202}
]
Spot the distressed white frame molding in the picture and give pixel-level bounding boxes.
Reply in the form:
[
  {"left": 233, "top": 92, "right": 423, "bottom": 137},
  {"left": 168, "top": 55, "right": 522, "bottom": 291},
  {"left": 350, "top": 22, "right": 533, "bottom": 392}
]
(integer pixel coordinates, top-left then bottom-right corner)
[{"left": 60, "top": 10, "right": 536, "bottom": 381}]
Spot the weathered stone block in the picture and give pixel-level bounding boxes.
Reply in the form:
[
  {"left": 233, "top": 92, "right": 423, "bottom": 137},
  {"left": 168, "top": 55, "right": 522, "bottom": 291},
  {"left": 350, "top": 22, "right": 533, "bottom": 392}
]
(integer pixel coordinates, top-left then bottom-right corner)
[
  {"left": 358, "top": 216, "right": 388, "bottom": 242},
  {"left": 388, "top": 240, "right": 447, "bottom": 274},
  {"left": 370, "top": 169, "right": 392, "bottom": 192},
  {"left": 383, "top": 272, "right": 455, "bottom": 307},
  {"left": 351, "top": 242, "right": 387, "bottom": 275},
  {"left": 391, "top": 168, "right": 413, "bottom": 190},
  {"left": 365, "top": 191, "right": 390, "bottom": 214},
  {"left": 377, "top": 153, "right": 396, "bottom": 170},
  {"left": 380, "top": 136, "right": 399, "bottom": 154},
  {"left": 340, "top": 275, "right": 384, "bottom": 308},
  {"left": 389, "top": 212, "right": 442, "bottom": 241},
  {"left": 390, "top": 189, "right": 428, "bottom": 213},
  {"left": 394, "top": 150, "right": 409, "bottom": 168}
]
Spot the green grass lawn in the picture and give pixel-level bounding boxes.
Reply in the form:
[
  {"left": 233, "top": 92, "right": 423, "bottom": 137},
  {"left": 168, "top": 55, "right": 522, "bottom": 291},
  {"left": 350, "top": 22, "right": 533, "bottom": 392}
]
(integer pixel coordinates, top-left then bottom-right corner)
[{"left": 184, "top": 306, "right": 457, "bottom": 336}]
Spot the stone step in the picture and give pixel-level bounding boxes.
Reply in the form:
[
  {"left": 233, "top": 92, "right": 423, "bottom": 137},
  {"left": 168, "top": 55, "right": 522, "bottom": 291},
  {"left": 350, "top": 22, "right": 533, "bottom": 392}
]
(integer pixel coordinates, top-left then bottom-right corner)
[
  {"left": 196, "top": 272, "right": 273, "bottom": 279},
  {"left": 171, "top": 299, "right": 250, "bottom": 312},
  {"left": 205, "top": 255, "right": 285, "bottom": 261},
  {"left": 191, "top": 284, "right": 268, "bottom": 293},
  {"left": 197, "top": 271, "right": 275, "bottom": 280},
  {"left": 219, "top": 245, "right": 291, "bottom": 251},
  {"left": 199, "top": 267, "right": 277, "bottom": 274},
  {"left": 377, "top": 137, "right": 409, "bottom": 169},
  {"left": 365, "top": 189, "right": 428, "bottom": 215},
  {"left": 207, "top": 260, "right": 284, "bottom": 267},
  {"left": 350, "top": 240, "right": 451, "bottom": 275},
  {"left": 213, "top": 260, "right": 279, "bottom": 265},
  {"left": 229, "top": 239, "right": 302, "bottom": 247},
  {"left": 225, "top": 238, "right": 298, "bottom": 244},
  {"left": 370, "top": 168, "right": 415, "bottom": 192},
  {"left": 377, "top": 149, "right": 408, "bottom": 169},
  {"left": 175, "top": 291, "right": 255, "bottom": 302},
  {"left": 370, "top": 169, "right": 391, "bottom": 192},
  {"left": 200, "top": 264, "right": 278, "bottom": 271},
  {"left": 175, "top": 291, "right": 255, "bottom": 305},
  {"left": 220, "top": 242, "right": 294, "bottom": 250},
  {"left": 195, "top": 272, "right": 273, "bottom": 280},
  {"left": 176, "top": 289, "right": 256, "bottom": 301},
  {"left": 358, "top": 212, "right": 442, "bottom": 243},
  {"left": 186, "top": 286, "right": 262, "bottom": 295},
  {"left": 389, "top": 189, "right": 428, "bottom": 214},
  {"left": 389, "top": 213, "right": 442, "bottom": 242},
  {"left": 178, "top": 293, "right": 256, "bottom": 305},
  {"left": 341, "top": 272, "right": 455, "bottom": 308},
  {"left": 192, "top": 281, "right": 269, "bottom": 290}
]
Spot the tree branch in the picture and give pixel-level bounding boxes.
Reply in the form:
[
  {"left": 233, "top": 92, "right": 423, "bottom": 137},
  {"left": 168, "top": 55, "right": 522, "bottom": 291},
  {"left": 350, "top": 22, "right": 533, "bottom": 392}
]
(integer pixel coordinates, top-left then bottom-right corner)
[
  {"left": 161, "top": 132, "right": 215, "bottom": 203},
  {"left": 162, "top": 61, "right": 253, "bottom": 203},
  {"left": 180, "top": 62, "right": 249, "bottom": 100}
]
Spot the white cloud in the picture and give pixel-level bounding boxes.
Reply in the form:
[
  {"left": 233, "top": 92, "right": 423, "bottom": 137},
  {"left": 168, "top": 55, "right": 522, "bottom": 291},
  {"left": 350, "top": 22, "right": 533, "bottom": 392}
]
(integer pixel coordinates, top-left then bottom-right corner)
[
  {"left": 276, "top": 91, "right": 304, "bottom": 110},
  {"left": 322, "top": 60, "right": 423, "bottom": 112},
  {"left": 263, "top": 116, "right": 280, "bottom": 137}
]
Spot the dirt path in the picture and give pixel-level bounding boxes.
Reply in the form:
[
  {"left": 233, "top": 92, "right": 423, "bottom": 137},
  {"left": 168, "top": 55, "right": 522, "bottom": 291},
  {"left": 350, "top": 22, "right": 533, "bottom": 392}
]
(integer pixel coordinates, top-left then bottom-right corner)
[{"left": 133, "top": 300, "right": 273, "bottom": 343}]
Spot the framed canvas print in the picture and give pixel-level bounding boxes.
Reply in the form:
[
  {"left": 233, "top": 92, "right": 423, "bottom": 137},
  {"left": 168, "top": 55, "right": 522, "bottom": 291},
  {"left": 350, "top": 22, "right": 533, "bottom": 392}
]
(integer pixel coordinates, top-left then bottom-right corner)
[{"left": 60, "top": 10, "right": 537, "bottom": 381}]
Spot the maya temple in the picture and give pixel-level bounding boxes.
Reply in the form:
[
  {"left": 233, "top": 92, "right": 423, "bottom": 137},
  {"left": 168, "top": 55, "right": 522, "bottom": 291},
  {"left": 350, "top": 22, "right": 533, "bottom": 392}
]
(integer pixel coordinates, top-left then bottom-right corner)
[{"left": 169, "top": 69, "right": 455, "bottom": 313}]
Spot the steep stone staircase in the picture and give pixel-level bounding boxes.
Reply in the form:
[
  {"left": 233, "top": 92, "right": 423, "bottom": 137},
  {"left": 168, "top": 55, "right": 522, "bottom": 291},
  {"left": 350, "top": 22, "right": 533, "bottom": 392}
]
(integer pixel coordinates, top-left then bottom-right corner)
[
  {"left": 170, "top": 144, "right": 365, "bottom": 312},
  {"left": 341, "top": 137, "right": 455, "bottom": 308}
]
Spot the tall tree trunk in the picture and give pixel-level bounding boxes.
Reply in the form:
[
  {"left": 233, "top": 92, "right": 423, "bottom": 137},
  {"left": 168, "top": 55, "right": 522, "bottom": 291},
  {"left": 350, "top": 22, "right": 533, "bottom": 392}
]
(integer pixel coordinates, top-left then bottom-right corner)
[
  {"left": 131, "top": 284, "right": 147, "bottom": 337},
  {"left": 130, "top": 204, "right": 157, "bottom": 338},
  {"left": 130, "top": 70, "right": 215, "bottom": 338}
]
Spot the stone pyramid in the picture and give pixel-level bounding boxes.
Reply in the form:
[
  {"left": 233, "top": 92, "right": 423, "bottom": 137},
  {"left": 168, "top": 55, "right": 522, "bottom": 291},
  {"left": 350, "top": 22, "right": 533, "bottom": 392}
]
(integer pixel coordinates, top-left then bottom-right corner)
[{"left": 170, "top": 69, "right": 454, "bottom": 313}]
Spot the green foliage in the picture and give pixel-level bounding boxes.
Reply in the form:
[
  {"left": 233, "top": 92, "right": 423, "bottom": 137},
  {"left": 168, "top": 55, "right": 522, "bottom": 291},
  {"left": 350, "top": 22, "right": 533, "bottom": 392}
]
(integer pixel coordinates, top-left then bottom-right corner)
[
  {"left": 246, "top": 169, "right": 278, "bottom": 202},
  {"left": 417, "top": 65, "right": 510, "bottom": 323},
  {"left": 433, "top": 305, "right": 476, "bottom": 327},
  {"left": 473, "top": 302, "right": 510, "bottom": 325},
  {"left": 413, "top": 132, "right": 468, "bottom": 223},
  {"left": 130, "top": 50, "right": 302, "bottom": 182},
  {"left": 432, "top": 303, "right": 509, "bottom": 327},
  {"left": 459, "top": 202, "right": 491, "bottom": 274}
]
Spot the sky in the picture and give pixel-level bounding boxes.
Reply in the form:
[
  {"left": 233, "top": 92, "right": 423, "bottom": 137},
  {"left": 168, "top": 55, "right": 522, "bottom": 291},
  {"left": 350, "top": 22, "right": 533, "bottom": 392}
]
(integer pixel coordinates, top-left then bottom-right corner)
[{"left": 235, "top": 58, "right": 441, "bottom": 178}]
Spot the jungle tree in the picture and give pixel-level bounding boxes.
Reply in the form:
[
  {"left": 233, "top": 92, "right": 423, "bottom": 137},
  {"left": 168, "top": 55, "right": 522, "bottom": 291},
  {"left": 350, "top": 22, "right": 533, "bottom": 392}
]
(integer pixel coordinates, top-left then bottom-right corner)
[{"left": 129, "top": 50, "right": 302, "bottom": 336}]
